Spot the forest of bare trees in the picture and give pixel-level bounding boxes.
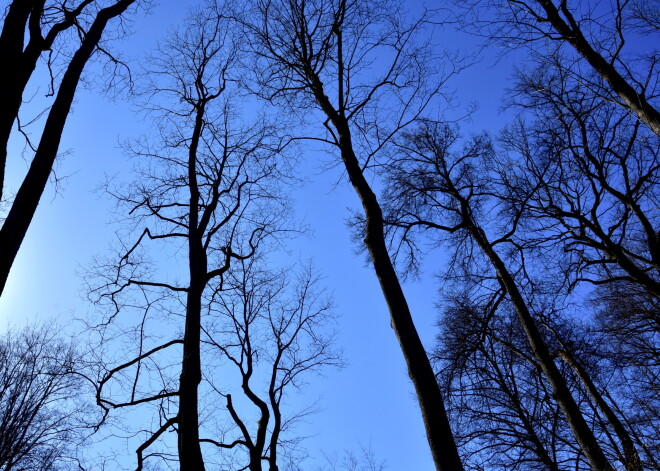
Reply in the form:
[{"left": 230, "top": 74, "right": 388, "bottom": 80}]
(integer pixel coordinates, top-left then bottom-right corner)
[{"left": 0, "top": 0, "right": 658, "bottom": 470}]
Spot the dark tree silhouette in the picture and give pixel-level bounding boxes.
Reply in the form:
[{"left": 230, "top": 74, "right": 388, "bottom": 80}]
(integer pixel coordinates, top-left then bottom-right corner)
[
  {"left": 0, "top": 324, "right": 95, "bottom": 471},
  {"left": 489, "top": 24, "right": 659, "bottom": 467},
  {"left": 238, "top": 1, "right": 465, "bottom": 468},
  {"left": 383, "top": 121, "right": 624, "bottom": 471},
  {"left": 435, "top": 294, "right": 582, "bottom": 471},
  {"left": 86, "top": 8, "right": 288, "bottom": 470},
  {"left": 499, "top": 61, "right": 660, "bottom": 300},
  {"left": 0, "top": 0, "right": 142, "bottom": 296},
  {"left": 201, "top": 257, "right": 341, "bottom": 471},
  {"left": 590, "top": 283, "right": 660, "bottom": 468},
  {"left": 436, "top": 282, "right": 660, "bottom": 470},
  {"left": 458, "top": 0, "right": 660, "bottom": 137}
]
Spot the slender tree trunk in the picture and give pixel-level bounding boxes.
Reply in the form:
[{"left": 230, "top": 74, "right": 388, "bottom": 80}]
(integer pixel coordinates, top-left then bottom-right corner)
[
  {"left": 318, "top": 110, "right": 464, "bottom": 470},
  {"left": 242, "top": 373, "right": 269, "bottom": 471},
  {"left": 588, "top": 223, "right": 660, "bottom": 298},
  {"left": 462, "top": 212, "right": 613, "bottom": 471},
  {"left": 559, "top": 351, "right": 643, "bottom": 471},
  {"left": 290, "top": 19, "right": 463, "bottom": 467},
  {"left": 344, "top": 137, "right": 464, "bottom": 471},
  {"left": 267, "top": 350, "right": 282, "bottom": 471},
  {"left": 301, "top": 59, "right": 464, "bottom": 468}
]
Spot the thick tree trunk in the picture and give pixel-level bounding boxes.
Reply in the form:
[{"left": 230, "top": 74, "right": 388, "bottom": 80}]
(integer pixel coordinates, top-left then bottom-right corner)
[
  {"left": 178, "top": 280, "right": 206, "bottom": 471},
  {"left": 249, "top": 452, "right": 263, "bottom": 471},
  {"left": 177, "top": 103, "right": 207, "bottom": 471},
  {"left": 0, "top": 0, "right": 137, "bottom": 297},
  {"left": 0, "top": 0, "right": 33, "bottom": 201}
]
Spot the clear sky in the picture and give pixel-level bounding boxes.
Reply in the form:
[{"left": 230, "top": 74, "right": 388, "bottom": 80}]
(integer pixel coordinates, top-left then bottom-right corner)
[{"left": 0, "top": 1, "right": 517, "bottom": 469}]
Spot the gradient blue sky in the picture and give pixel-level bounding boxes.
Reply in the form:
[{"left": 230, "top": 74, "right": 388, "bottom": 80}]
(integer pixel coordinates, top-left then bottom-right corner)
[{"left": 0, "top": 1, "right": 516, "bottom": 468}]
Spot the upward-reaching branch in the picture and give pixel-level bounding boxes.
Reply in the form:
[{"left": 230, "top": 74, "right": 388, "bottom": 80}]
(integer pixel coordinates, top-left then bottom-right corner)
[
  {"left": 86, "top": 6, "right": 287, "bottom": 469},
  {"left": 242, "top": 1, "right": 465, "bottom": 469}
]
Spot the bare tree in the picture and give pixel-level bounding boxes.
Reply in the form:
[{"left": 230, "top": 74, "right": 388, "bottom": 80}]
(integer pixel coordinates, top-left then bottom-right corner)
[
  {"left": 435, "top": 293, "right": 582, "bottom": 471},
  {"left": 237, "top": 1, "right": 466, "bottom": 468},
  {"left": 590, "top": 283, "right": 660, "bottom": 468},
  {"left": 498, "top": 61, "right": 660, "bottom": 300},
  {"left": 458, "top": 0, "right": 660, "bottom": 137},
  {"left": 201, "top": 257, "right": 341, "bottom": 471},
  {"left": 86, "top": 8, "right": 288, "bottom": 470},
  {"left": 315, "top": 444, "right": 387, "bottom": 471},
  {"left": 0, "top": 0, "right": 143, "bottom": 296},
  {"left": 490, "top": 31, "right": 659, "bottom": 469},
  {"left": 432, "top": 8, "right": 659, "bottom": 467},
  {"left": 381, "top": 120, "right": 655, "bottom": 470},
  {"left": 0, "top": 323, "right": 95, "bottom": 471}
]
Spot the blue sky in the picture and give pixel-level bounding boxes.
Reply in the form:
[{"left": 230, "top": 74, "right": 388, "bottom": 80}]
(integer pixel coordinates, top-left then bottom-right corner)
[{"left": 0, "top": 1, "right": 517, "bottom": 469}]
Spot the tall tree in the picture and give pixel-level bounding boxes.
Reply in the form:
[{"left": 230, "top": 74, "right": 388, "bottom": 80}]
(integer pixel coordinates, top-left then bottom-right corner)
[
  {"left": 0, "top": 0, "right": 142, "bottom": 296},
  {"left": 239, "top": 1, "right": 465, "bottom": 468},
  {"left": 383, "top": 121, "right": 621, "bottom": 471},
  {"left": 86, "top": 8, "right": 287, "bottom": 469}
]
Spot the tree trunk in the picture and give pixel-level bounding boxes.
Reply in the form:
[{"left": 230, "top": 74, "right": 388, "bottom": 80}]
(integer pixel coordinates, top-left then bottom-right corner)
[
  {"left": 0, "top": 0, "right": 33, "bottom": 201},
  {"left": 249, "top": 452, "right": 263, "bottom": 471},
  {"left": 178, "top": 279, "right": 206, "bottom": 471},
  {"left": 559, "top": 350, "right": 643, "bottom": 471},
  {"left": 268, "top": 401, "right": 281, "bottom": 471},
  {"left": 177, "top": 100, "right": 207, "bottom": 471},
  {"left": 301, "top": 60, "right": 464, "bottom": 468},
  {"left": 323, "top": 115, "right": 464, "bottom": 470},
  {"left": 464, "top": 214, "right": 613, "bottom": 471},
  {"left": 0, "top": 0, "right": 137, "bottom": 297}
]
